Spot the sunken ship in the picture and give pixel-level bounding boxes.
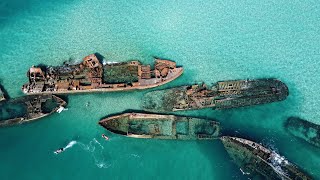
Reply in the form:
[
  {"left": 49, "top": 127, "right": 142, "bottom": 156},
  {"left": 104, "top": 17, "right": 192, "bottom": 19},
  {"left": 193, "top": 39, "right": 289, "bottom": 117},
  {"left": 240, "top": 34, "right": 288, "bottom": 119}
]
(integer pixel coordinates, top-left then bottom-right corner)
[
  {"left": 142, "top": 79, "right": 289, "bottom": 112},
  {"left": 0, "top": 94, "right": 66, "bottom": 127},
  {"left": 285, "top": 117, "right": 320, "bottom": 148},
  {"left": 221, "top": 136, "right": 312, "bottom": 180},
  {"left": 0, "top": 87, "right": 4, "bottom": 101},
  {"left": 22, "top": 54, "right": 183, "bottom": 95},
  {"left": 99, "top": 113, "right": 220, "bottom": 140}
]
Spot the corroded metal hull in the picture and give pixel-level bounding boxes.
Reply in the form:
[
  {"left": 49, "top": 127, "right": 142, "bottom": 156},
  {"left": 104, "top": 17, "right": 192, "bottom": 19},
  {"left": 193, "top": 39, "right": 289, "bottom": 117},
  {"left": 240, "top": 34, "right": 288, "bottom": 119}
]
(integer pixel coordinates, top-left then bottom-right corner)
[
  {"left": 0, "top": 95, "right": 66, "bottom": 127},
  {"left": 285, "top": 117, "right": 320, "bottom": 148},
  {"left": 142, "top": 78, "right": 289, "bottom": 112},
  {"left": 22, "top": 54, "right": 183, "bottom": 95},
  {"left": 221, "top": 136, "right": 312, "bottom": 180},
  {"left": 0, "top": 87, "right": 4, "bottom": 101},
  {"left": 99, "top": 113, "right": 220, "bottom": 140}
]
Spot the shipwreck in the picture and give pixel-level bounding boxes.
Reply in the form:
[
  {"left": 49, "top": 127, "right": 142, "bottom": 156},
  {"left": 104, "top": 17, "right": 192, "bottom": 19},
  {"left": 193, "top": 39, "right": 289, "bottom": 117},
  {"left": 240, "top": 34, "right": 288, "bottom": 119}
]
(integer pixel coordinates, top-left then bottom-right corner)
[
  {"left": 99, "top": 113, "right": 220, "bottom": 140},
  {"left": 285, "top": 117, "right": 320, "bottom": 148},
  {"left": 0, "top": 94, "right": 66, "bottom": 127},
  {"left": 0, "top": 87, "right": 4, "bottom": 101},
  {"left": 143, "top": 78, "right": 289, "bottom": 112},
  {"left": 22, "top": 54, "right": 183, "bottom": 94},
  {"left": 221, "top": 136, "right": 312, "bottom": 180}
]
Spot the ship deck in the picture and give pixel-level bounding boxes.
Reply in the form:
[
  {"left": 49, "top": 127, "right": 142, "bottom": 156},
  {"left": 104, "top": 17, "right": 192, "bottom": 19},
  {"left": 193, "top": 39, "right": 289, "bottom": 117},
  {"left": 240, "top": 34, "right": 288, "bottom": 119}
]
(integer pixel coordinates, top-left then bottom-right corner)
[{"left": 99, "top": 113, "right": 220, "bottom": 140}]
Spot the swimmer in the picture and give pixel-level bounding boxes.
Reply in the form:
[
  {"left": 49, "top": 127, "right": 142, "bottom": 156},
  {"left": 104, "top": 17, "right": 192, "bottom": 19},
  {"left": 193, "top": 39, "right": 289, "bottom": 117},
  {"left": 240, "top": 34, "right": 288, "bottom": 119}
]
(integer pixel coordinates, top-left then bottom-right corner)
[
  {"left": 102, "top": 134, "right": 109, "bottom": 140},
  {"left": 85, "top": 102, "right": 90, "bottom": 107},
  {"left": 54, "top": 148, "right": 64, "bottom": 154}
]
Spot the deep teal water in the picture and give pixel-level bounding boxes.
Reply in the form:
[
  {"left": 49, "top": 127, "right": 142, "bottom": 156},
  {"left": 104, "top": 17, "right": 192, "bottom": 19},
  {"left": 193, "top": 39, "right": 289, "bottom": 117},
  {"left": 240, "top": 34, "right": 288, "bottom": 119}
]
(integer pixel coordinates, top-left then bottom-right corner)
[{"left": 1, "top": 0, "right": 320, "bottom": 179}]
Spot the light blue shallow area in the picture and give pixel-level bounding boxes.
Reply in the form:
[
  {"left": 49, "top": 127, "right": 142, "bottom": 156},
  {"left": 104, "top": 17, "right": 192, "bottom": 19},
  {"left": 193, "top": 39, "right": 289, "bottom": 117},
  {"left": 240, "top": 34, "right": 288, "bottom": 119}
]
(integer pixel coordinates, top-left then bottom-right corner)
[{"left": 0, "top": 0, "right": 320, "bottom": 179}]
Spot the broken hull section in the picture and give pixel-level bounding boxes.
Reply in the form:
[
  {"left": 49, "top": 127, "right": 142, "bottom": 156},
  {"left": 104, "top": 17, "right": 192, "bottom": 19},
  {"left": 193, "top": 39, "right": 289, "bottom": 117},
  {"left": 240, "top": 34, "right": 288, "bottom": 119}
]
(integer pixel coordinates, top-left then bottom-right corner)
[
  {"left": 221, "top": 136, "right": 312, "bottom": 180},
  {"left": 0, "top": 95, "right": 66, "bottom": 127}
]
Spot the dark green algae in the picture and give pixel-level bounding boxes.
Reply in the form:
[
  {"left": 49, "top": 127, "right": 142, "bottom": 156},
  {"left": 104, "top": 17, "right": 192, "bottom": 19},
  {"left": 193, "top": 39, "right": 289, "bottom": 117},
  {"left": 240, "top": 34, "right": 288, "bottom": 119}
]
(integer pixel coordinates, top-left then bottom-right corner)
[{"left": 285, "top": 117, "right": 320, "bottom": 148}]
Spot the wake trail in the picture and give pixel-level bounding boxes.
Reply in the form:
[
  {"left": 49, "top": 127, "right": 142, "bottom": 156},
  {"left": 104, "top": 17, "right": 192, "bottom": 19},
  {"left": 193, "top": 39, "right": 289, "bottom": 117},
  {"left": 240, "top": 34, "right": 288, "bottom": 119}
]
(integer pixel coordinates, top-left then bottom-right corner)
[
  {"left": 77, "top": 138, "right": 110, "bottom": 169},
  {"left": 64, "top": 140, "right": 77, "bottom": 150},
  {"left": 55, "top": 138, "right": 110, "bottom": 168}
]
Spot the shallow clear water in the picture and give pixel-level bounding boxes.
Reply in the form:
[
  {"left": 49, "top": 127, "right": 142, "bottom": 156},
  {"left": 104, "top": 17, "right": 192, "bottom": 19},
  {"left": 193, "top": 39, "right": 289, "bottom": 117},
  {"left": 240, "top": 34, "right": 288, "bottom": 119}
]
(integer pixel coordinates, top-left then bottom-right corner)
[{"left": 0, "top": 0, "right": 319, "bottom": 179}]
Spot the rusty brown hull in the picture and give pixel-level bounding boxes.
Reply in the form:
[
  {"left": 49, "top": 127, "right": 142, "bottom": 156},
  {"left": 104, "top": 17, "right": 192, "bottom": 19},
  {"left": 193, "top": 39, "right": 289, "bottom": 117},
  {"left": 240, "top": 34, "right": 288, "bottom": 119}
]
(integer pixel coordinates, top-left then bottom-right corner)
[{"left": 22, "top": 54, "right": 183, "bottom": 95}]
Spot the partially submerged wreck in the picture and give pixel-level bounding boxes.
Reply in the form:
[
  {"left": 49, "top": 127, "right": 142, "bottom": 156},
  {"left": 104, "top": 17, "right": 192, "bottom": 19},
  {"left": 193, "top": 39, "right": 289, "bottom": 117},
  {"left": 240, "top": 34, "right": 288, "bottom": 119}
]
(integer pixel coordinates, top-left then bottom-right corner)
[
  {"left": 99, "top": 113, "right": 220, "bottom": 140},
  {"left": 143, "top": 78, "right": 288, "bottom": 112},
  {"left": 221, "top": 136, "right": 312, "bottom": 180},
  {"left": 285, "top": 117, "right": 320, "bottom": 148},
  {"left": 0, "top": 87, "right": 4, "bottom": 101},
  {"left": 0, "top": 95, "right": 66, "bottom": 127},
  {"left": 22, "top": 54, "right": 183, "bottom": 95}
]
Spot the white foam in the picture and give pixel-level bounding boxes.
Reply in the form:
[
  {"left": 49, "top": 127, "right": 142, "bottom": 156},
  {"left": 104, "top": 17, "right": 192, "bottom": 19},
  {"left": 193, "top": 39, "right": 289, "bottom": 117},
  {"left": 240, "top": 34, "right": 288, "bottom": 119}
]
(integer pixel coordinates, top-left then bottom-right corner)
[
  {"left": 240, "top": 168, "right": 250, "bottom": 175},
  {"left": 94, "top": 138, "right": 104, "bottom": 149},
  {"left": 130, "top": 154, "right": 141, "bottom": 158},
  {"left": 64, "top": 140, "right": 77, "bottom": 150},
  {"left": 96, "top": 162, "right": 111, "bottom": 169},
  {"left": 105, "top": 61, "right": 119, "bottom": 65}
]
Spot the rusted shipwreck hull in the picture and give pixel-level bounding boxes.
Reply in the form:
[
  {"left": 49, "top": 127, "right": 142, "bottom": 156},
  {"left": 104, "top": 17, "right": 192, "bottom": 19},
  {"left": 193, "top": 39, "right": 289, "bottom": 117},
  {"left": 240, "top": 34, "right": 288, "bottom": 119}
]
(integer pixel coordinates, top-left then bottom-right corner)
[
  {"left": 99, "top": 113, "right": 220, "bottom": 140},
  {"left": 0, "top": 87, "right": 4, "bottom": 101},
  {"left": 285, "top": 117, "right": 320, "bottom": 148},
  {"left": 221, "top": 136, "right": 312, "bottom": 180},
  {"left": 0, "top": 95, "right": 66, "bottom": 127},
  {"left": 142, "top": 78, "right": 289, "bottom": 112},
  {"left": 22, "top": 54, "right": 183, "bottom": 95}
]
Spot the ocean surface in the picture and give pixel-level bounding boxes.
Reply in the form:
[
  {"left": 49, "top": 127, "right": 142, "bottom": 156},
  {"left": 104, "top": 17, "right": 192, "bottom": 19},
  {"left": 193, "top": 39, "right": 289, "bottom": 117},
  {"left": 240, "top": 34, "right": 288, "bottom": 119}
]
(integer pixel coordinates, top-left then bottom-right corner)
[{"left": 0, "top": 0, "right": 320, "bottom": 179}]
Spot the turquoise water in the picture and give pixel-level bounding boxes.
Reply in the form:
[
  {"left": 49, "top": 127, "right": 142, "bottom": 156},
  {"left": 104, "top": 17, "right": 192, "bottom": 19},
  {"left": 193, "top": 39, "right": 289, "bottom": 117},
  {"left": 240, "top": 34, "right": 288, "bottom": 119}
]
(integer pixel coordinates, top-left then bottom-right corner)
[{"left": 1, "top": 0, "right": 320, "bottom": 179}]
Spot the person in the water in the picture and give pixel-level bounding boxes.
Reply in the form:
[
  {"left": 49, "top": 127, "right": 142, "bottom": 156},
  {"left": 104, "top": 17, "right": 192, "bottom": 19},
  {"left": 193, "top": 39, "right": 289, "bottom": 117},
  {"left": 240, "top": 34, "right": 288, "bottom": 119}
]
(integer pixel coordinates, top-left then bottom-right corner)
[
  {"left": 54, "top": 148, "right": 64, "bottom": 154},
  {"left": 102, "top": 134, "right": 109, "bottom": 140}
]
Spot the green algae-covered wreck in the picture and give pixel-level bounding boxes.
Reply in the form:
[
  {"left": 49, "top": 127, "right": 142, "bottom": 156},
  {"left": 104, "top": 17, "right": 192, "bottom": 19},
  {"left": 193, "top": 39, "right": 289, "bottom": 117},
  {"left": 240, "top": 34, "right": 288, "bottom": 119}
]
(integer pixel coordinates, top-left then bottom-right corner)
[
  {"left": 99, "top": 113, "right": 220, "bottom": 140},
  {"left": 285, "top": 117, "right": 320, "bottom": 148},
  {"left": 0, "top": 95, "right": 66, "bottom": 127},
  {"left": 221, "top": 136, "right": 312, "bottom": 180},
  {"left": 143, "top": 78, "right": 289, "bottom": 112}
]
